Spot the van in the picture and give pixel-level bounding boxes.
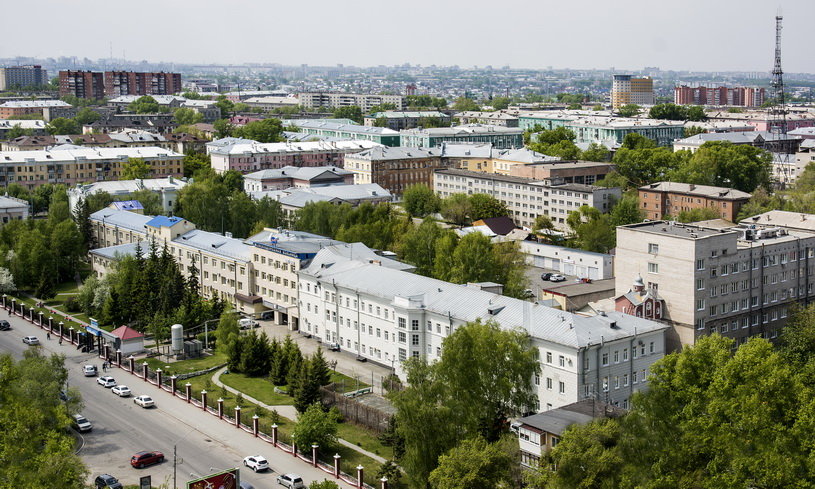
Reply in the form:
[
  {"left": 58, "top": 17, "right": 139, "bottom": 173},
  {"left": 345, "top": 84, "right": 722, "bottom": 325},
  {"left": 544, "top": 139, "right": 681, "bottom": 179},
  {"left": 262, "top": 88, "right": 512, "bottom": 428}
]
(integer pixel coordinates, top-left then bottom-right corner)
[{"left": 238, "top": 318, "right": 257, "bottom": 329}]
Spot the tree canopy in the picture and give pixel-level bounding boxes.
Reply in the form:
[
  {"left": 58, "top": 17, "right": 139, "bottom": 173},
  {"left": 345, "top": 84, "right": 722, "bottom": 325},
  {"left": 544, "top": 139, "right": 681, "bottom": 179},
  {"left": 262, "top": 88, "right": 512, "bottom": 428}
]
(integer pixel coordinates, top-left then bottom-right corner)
[
  {"left": 128, "top": 95, "right": 161, "bottom": 114},
  {"left": 402, "top": 184, "right": 440, "bottom": 218},
  {"left": 233, "top": 118, "right": 284, "bottom": 143},
  {"left": 332, "top": 106, "right": 363, "bottom": 124}
]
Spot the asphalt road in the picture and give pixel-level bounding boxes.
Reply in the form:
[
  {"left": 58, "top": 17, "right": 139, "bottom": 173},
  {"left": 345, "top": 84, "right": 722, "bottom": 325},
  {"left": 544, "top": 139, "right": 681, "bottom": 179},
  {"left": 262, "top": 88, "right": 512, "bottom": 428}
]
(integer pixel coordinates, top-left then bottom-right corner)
[{"left": 0, "top": 310, "right": 361, "bottom": 489}]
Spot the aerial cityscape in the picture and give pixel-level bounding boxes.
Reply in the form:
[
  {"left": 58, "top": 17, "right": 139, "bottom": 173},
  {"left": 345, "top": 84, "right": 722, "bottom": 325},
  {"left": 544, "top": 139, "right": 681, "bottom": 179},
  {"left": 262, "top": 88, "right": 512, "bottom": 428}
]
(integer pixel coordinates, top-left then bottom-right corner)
[{"left": 2, "top": 1, "right": 815, "bottom": 489}]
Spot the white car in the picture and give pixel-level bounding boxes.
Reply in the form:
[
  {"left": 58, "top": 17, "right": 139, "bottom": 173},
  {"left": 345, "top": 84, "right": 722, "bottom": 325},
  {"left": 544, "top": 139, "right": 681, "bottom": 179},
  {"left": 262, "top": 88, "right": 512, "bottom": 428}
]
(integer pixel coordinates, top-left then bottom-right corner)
[
  {"left": 111, "top": 385, "right": 131, "bottom": 397},
  {"left": 72, "top": 414, "right": 93, "bottom": 433},
  {"left": 22, "top": 336, "right": 39, "bottom": 345},
  {"left": 276, "top": 474, "right": 304, "bottom": 489},
  {"left": 83, "top": 365, "right": 98, "bottom": 377},
  {"left": 133, "top": 395, "right": 155, "bottom": 408},
  {"left": 549, "top": 274, "right": 567, "bottom": 282},
  {"left": 243, "top": 455, "right": 269, "bottom": 472},
  {"left": 238, "top": 318, "right": 257, "bottom": 329},
  {"left": 97, "top": 376, "right": 116, "bottom": 388}
]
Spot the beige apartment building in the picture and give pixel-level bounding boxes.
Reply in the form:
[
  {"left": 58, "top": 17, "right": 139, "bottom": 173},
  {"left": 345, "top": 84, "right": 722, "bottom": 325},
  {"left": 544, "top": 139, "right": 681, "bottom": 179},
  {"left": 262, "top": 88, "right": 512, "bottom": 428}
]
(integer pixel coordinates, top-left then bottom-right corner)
[
  {"left": 433, "top": 168, "right": 621, "bottom": 229},
  {"left": 616, "top": 220, "right": 815, "bottom": 348},
  {"left": 0, "top": 146, "right": 183, "bottom": 189}
]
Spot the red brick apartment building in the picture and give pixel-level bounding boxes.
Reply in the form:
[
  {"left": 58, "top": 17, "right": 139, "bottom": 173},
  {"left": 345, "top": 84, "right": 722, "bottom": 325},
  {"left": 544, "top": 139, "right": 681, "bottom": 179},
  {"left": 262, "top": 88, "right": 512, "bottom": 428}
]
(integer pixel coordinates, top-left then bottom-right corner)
[{"left": 639, "top": 182, "right": 752, "bottom": 222}]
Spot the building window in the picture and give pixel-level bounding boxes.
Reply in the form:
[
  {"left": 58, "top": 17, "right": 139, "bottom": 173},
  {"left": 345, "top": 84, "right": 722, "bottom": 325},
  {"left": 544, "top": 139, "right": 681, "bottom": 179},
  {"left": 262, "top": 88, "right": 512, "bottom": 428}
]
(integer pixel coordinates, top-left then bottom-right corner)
[
  {"left": 558, "top": 355, "right": 565, "bottom": 367},
  {"left": 546, "top": 351, "right": 552, "bottom": 363},
  {"left": 601, "top": 352, "right": 609, "bottom": 366},
  {"left": 559, "top": 382, "right": 565, "bottom": 394},
  {"left": 648, "top": 263, "right": 659, "bottom": 274},
  {"left": 546, "top": 377, "right": 553, "bottom": 390},
  {"left": 648, "top": 243, "right": 659, "bottom": 254}
]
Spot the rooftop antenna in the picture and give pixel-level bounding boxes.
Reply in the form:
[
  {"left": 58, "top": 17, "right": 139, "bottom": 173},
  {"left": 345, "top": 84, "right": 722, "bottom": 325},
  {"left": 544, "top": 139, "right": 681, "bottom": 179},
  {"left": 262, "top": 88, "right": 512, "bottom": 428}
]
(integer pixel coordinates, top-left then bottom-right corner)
[{"left": 768, "top": 12, "right": 787, "bottom": 136}]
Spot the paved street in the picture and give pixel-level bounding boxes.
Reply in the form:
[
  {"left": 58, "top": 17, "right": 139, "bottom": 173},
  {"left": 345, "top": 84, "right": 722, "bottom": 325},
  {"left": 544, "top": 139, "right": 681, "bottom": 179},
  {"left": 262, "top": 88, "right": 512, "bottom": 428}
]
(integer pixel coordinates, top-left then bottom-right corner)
[{"left": 0, "top": 310, "right": 363, "bottom": 489}]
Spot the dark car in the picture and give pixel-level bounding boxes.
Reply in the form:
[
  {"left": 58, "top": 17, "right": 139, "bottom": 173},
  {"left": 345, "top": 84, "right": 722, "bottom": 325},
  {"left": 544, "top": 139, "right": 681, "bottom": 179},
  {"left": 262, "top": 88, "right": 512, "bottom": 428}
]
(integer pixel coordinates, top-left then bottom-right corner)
[
  {"left": 130, "top": 451, "right": 164, "bottom": 468},
  {"left": 355, "top": 356, "right": 368, "bottom": 362},
  {"left": 540, "top": 273, "right": 552, "bottom": 281},
  {"left": 0, "top": 320, "right": 10, "bottom": 330},
  {"left": 95, "top": 474, "right": 123, "bottom": 489}
]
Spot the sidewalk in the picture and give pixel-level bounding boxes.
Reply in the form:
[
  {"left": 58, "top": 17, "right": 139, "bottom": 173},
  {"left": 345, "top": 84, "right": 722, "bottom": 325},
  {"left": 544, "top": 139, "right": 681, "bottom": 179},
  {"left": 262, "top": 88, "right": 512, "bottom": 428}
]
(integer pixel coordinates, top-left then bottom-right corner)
[{"left": 211, "top": 367, "right": 388, "bottom": 464}]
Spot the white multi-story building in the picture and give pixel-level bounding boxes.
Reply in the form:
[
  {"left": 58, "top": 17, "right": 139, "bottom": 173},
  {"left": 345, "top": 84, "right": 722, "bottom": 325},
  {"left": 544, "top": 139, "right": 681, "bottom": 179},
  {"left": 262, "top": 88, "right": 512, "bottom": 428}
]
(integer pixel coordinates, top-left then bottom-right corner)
[
  {"left": 69, "top": 176, "right": 187, "bottom": 215},
  {"left": 611, "top": 74, "right": 654, "bottom": 109},
  {"left": 298, "top": 246, "right": 668, "bottom": 410},
  {"left": 433, "top": 168, "right": 622, "bottom": 230},
  {"left": 298, "top": 92, "right": 405, "bottom": 112},
  {"left": 616, "top": 219, "right": 815, "bottom": 348},
  {"left": 208, "top": 139, "right": 380, "bottom": 174}
]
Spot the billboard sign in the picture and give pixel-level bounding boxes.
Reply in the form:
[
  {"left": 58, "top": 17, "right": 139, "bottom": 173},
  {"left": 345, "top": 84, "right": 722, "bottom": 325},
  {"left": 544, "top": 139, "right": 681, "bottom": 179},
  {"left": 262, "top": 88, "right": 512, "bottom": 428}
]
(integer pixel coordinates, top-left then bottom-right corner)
[{"left": 186, "top": 468, "right": 240, "bottom": 489}]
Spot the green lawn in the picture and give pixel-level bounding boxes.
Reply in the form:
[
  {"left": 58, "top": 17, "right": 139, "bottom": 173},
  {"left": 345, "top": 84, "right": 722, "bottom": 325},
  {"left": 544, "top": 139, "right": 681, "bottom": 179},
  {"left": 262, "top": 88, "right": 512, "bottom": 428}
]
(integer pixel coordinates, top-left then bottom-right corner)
[
  {"left": 218, "top": 372, "right": 294, "bottom": 406},
  {"left": 337, "top": 421, "right": 394, "bottom": 460},
  {"left": 330, "top": 371, "right": 371, "bottom": 393},
  {"left": 143, "top": 352, "right": 227, "bottom": 376}
]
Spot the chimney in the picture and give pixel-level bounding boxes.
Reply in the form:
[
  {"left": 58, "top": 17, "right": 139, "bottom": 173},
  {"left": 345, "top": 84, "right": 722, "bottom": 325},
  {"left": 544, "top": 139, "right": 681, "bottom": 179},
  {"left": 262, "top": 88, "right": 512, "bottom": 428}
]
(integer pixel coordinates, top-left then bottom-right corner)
[{"left": 689, "top": 184, "right": 696, "bottom": 191}]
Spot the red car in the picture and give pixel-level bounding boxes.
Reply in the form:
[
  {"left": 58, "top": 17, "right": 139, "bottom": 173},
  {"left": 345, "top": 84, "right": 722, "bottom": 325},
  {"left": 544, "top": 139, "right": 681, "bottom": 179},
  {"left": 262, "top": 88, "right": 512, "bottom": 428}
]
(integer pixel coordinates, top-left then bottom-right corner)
[{"left": 130, "top": 451, "right": 164, "bottom": 468}]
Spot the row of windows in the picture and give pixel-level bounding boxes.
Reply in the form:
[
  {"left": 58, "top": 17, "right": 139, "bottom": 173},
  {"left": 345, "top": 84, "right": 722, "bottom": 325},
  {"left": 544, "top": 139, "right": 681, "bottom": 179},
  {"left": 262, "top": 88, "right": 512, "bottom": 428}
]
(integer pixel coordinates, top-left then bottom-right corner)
[{"left": 602, "top": 370, "right": 648, "bottom": 391}]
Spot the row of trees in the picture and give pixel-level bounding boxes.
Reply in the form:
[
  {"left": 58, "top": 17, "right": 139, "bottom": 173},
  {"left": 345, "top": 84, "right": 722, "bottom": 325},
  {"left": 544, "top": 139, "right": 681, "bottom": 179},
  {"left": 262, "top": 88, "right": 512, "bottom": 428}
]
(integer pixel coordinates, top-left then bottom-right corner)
[
  {"left": 71, "top": 241, "right": 225, "bottom": 338},
  {"left": 212, "top": 117, "right": 285, "bottom": 143},
  {"left": 390, "top": 319, "right": 538, "bottom": 488},
  {"left": 527, "top": 306, "right": 815, "bottom": 488},
  {"left": 0, "top": 350, "right": 88, "bottom": 488},
  {"left": 526, "top": 127, "right": 610, "bottom": 162},
  {"left": 0, "top": 186, "right": 85, "bottom": 298},
  {"left": 220, "top": 326, "right": 333, "bottom": 414},
  {"left": 402, "top": 184, "right": 509, "bottom": 225}
]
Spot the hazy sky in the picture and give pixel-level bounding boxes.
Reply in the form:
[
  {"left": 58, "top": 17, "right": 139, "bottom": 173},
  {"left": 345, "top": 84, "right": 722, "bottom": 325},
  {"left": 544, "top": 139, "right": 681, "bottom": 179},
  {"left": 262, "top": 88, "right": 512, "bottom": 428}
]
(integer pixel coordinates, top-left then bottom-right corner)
[{"left": 5, "top": 0, "right": 814, "bottom": 73}]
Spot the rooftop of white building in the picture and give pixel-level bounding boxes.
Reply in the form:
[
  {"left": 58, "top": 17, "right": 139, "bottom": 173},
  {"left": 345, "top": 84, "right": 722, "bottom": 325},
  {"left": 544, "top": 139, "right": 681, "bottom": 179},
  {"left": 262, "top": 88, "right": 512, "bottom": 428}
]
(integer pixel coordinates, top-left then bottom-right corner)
[{"left": 0, "top": 146, "right": 182, "bottom": 164}]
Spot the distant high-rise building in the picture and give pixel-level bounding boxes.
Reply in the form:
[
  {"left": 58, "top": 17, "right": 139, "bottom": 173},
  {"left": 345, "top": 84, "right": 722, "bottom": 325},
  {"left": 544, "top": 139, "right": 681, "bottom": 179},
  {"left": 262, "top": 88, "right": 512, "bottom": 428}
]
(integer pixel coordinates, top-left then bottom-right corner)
[
  {"left": 59, "top": 70, "right": 105, "bottom": 99},
  {"left": 674, "top": 85, "right": 766, "bottom": 107},
  {"left": 0, "top": 65, "right": 48, "bottom": 90},
  {"left": 58, "top": 70, "right": 181, "bottom": 99},
  {"left": 611, "top": 74, "right": 654, "bottom": 109}
]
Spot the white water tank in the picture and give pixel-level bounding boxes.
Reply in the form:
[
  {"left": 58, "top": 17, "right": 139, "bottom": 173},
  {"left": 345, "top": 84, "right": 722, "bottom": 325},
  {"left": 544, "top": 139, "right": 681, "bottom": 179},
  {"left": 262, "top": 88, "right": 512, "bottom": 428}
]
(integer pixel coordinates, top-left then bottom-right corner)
[{"left": 171, "top": 324, "right": 184, "bottom": 352}]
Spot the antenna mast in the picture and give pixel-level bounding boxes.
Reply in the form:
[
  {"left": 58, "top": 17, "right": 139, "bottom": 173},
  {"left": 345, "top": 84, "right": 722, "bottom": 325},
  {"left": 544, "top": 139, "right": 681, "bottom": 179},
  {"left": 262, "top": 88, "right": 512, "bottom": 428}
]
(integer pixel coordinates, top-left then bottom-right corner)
[{"left": 768, "top": 14, "right": 786, "bottom": 135}]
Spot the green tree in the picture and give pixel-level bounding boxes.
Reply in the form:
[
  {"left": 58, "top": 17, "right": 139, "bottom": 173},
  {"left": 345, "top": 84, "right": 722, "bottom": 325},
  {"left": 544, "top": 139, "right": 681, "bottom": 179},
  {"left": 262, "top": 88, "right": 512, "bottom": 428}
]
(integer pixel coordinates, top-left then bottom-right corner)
[
  {"left": 128, "top": 95, "right": 161, "bottom": 114},
  {"left": 608, "top": 193, "right": 643, "bottom": 227},
  {"left": 402, "top": 184, "right": 440, "bottom": 217},
  {"left": 213, "top": 119, "right": 234, "bottom": 139},
  {"left": 432, "top": 233, "right": 459, "bottom": 283},
  {"left": 0, "top": 350, "right": 89, "bottom": 488},
  {"left": 648, "top": 103, "right": 688, "bottom": 120},
  {"left": 468, "top": 193, "right": 508, "bottom": 221},
  {"left": 490, "top": 97, "right": 511, "bottom": 110},
  {"left": 429, "top": 437, "right": 515, "bottom": 489},
  {"left": 397, "top": 219, "right": 450, "bottom": 276},
  {"left": 683, "top": 125, "right": 706, "bottom": 137},
  {"left": 6, "top": 123, "right": 33, "bottom": 139},
  {"left": 616, "top": 104, "right": 640, "bottom": 117},
  {"left": 675, "top": 207, "right": 720, "bottom": 223},
  {"left": 580, "top": 143, "right": 610, "bottom": 162},
  {"left": 567, "top": 206, "right": 616, "bottom": 253},
  {"left": 686, "top": 105, "right": 707, "bottom": 121},
  {"left": 239, "top": 331, "right": 272, "bottom": 377},
  {"left": 73, "top": 107, "right": 101, "bottom": 125},
  {"left": 310, "top": 347, "right": 332, "bottom": 387},
  {"left": 453, "top": 97, "right": 480, "bottom": 111},
  {"left": 440, "top": 193, "right": 472, "bottom": 226},
  {"left": 121, "top": 157, "right": 151, "bottom": 180},
  {"left": 309, "top": 481, "right": 340, "bottom": 489},
  {"left": 373, "top": 117, "right": 388, "bottom": 127},
  {"left": 332, "top": 106, "right": 363, "bottom": 124},
  {"left": 128, "top": 189, "right": 163, "bottom": 215},
  {"left": 669, "top": 141, "right": 772, "bottom": 193},
  {"left": 233, "top": 118, "right": 285, "bottom": 143},
  {"left": 214, "top": 95, "right": 234, "bottom": 117},
  {"left": 612, "top": 145, "right": 684, "bottom": 188},
  {"left": 216, "top": 307, "right": 240, "bottom": 354},
  {"left": 46, "top": 117, "right": 80, "bottom": 135},
  {"left": 449, "top": 232, "right": 495, "bottom": 284},
  {"left": 174, "top": 107, "right": 203, "bottom": 125},
  {"left": 292, "top": 403, "right": 339, "bottom": 450},
  {"left": 293, "top": 362, "right": 322, "bottom": 414},
  {"left": 182, "top": 152, "right": 211, "bottom": 179}
]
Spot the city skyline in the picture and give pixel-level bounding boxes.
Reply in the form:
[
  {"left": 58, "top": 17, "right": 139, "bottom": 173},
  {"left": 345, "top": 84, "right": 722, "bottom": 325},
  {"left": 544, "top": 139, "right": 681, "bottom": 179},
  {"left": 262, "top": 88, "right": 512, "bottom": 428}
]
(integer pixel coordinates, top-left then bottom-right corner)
[{"left": 4, "top": 0, "right": 814, "bottom": 74}]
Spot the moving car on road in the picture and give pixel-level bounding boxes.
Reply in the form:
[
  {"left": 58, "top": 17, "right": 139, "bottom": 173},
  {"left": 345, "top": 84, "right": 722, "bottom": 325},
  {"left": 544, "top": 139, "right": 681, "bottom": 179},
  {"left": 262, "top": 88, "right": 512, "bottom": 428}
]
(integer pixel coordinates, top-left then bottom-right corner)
[
  {"left": 130, "top": 451, "right": 164, "bottom": 468},
  {"left": 133, "top": 395, "right": 155, "bottom": 408},
  {"left": 0, "top": 320, "right": 10, "bottom": 330},
  {"left": 277, "top": 474, "right": 305, "bottom": 489},
  {"left": 243, "top": 455, "right": 269, "bottom": 472},
  {"left": 111, "top": 385, "right": 131, "bottom": 397},
  {"left": 22, "top": 336, "right": 39, "bottom": 345},
  {"left": 97, "top": 376, "right": 116, "bottom": 388},
  {"left": 94, "top": 474, "right": 123, "bottom": 489},
  {"left": 72, "top": 414, "right": 93, "bottom": 433},
  {"left": 83, "top": 365, "right": 98, "bottom": 377}
]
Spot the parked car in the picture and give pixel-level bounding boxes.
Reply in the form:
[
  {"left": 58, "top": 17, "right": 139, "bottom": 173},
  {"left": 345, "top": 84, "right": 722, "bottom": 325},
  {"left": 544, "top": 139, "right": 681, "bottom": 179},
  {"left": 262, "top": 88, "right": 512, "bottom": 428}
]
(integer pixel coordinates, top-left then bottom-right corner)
[
  {"left": 540, "top": 272, "right": 552, "bottom": 281},
  {"left": 0, "top": 320, "right": 10, "bottom": 330},
  {"left": 130, "top": 451, "right": 164, "bottom": 468},
  {"left": 327, "top": 342, "right": 341, "bottom": 352},
  {"left": 259, "top": 311, "right": 274, "bottom": 320},
  {"left": 549, "top": 274, "right": 566, "bottom": 282},
  {"left": 238, "top": 318, "right": 257, "bottom": 329},
  {"left": 239, "top": 482, "right": 255, "bottom": 489},
  {"left": 83, "top": 365, "right": 98, "bottom": 377},
  {"left": 111, "top": 385, "right": 131, "bottom": 397},
  {"left": 355, "top": 356, "right": 368, "bottom": 362},
  {"left": 22, "top": 336, "right": 39, "bottom": 345},
  {"left": 94, "top": 474, "right": 123, "bottom": 489},
  {"left": 243, "top": 455, "right": 269, "bottom": 472},
  {"left": 133, "top": 395, "right": 155, "bottom": 408},
  {"left": 97, "top": 376, "right": 116, "bottom": 388},
  {"left": 276, "top": 474, "right": 305, "bottom": 489},
  {"left": 72, "top": 414, "right": 93, "bottom": 433}
]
